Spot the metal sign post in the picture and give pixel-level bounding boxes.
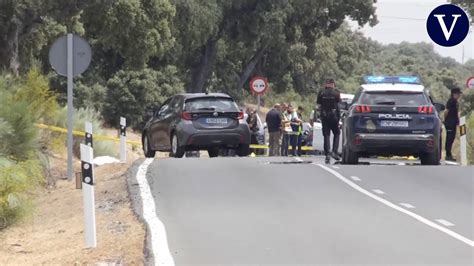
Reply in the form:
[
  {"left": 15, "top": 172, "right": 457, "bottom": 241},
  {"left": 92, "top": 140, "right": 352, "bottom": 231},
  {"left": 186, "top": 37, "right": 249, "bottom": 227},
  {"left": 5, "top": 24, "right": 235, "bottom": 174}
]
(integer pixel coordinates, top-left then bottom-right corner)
[
  {"left": 459, "top": 116, "right": 468, "bottom": 166},
  {"left": 49, "top": 34, "right": 92, "bottom": 180}
]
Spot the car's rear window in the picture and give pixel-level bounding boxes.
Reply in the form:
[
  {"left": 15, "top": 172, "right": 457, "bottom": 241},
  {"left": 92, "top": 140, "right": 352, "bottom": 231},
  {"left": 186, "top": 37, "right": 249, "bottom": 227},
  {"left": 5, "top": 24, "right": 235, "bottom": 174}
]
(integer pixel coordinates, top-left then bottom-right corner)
[
  {"left": 185, "top": 97, "right": 240, "bottom": 112},
  {"left": 359, "top": 91, "right": 428, "bottom": 106}
]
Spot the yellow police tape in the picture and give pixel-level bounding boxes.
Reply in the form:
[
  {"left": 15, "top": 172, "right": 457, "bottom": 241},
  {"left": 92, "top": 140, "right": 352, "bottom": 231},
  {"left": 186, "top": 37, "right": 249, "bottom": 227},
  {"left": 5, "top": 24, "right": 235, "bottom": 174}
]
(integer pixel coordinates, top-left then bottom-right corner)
[
  {"left": 34, "top": 123, "right": 142, "bottom": 145},
  {"left": 34, "top": 123, "right": 315, "bottom": 151}
]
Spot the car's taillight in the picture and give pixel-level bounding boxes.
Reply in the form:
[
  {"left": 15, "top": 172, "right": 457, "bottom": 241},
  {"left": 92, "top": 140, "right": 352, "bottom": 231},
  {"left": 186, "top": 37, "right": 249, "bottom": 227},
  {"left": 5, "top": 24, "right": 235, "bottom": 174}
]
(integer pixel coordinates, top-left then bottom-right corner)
[
  {"left": 355, "top": 105, "right": 371, "bottom": 113},
  {"left": 181, "top": 112, "right": 193, "bottom": 120},
  {"left": 237, "top": 111, "right": 244, "bottom": 120},
  {"left": 418, "top": 106, "right": 433, "bottom": 114}
]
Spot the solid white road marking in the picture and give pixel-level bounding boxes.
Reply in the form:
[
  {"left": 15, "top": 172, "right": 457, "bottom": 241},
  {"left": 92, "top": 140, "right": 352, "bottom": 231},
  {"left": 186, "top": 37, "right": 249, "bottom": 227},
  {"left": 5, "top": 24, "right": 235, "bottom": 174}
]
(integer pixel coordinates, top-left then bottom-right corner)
[
  {"left": 350, "top": 176, "right": 362, "bottom": 181},
  {"left": 436, "top": 219, "right": 455, "bottom": 227},
  {"left": 399, "top": 203, "right": 416, "bottom": 209},
  {"left": 444, "top": 161, "right": 460, "bottom": 166},
  {"left": 315, "top": 164, "right": 474, "bottom": 247},
  {"left": 372, "top": 189, "right": 385, "bottom": 195},
  {"left": 136, "top": 158, "right": 175, "bottom": 266},
  {"left": 293, "top": 157, "right": 303, "bottom": 162}
]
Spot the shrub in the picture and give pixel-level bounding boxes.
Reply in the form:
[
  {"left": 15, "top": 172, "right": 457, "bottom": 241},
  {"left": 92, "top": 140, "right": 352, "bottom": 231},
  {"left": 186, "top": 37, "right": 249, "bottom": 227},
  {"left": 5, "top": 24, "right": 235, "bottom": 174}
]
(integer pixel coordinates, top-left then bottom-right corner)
[
  {"left": 0, "top": 159, "right": 43, "bottom": 230},
  {"left": 51, "top": 107, "right": 117, "bottom": 158},
  {"left": 102, "top": 67, "right": 185, "bottom": 129}
]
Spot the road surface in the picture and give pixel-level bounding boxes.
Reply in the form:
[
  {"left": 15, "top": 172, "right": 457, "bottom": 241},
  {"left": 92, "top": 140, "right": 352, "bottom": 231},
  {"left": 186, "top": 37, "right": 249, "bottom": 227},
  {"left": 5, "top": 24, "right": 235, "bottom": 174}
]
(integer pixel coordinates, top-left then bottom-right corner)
[{"left": 128, "top": 156, "right": 474, "bottom": 265}]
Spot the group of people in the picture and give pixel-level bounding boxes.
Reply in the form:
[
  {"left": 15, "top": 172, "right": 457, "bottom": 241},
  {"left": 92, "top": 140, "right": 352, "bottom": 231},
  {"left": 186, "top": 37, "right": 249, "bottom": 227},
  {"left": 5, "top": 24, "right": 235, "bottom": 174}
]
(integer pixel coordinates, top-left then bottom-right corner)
[
  {"left": 265, "top": 79, "right": 341, "bottom": 161},
  {"left": 265, "top": 104, "right": 306, "bottom": 157}
]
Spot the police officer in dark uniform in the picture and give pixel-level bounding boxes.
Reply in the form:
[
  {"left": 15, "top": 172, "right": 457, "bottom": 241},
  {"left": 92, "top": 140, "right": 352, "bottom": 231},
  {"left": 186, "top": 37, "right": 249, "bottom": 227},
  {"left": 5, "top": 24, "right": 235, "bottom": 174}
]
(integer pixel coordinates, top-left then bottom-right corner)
[{"left": 317, "top": 78, "right": 341, "bottom": 164}]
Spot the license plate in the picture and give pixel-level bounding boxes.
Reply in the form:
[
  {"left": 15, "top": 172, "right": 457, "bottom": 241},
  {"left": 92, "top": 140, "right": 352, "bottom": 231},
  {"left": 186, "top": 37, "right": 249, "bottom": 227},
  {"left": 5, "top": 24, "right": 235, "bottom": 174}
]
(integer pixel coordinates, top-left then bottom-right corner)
[
  {"left": 205, "top": 118, "right": 228, "bottom": 124},
  {"left": 380, "top": 120, "right": 409, "bottom": 127}
]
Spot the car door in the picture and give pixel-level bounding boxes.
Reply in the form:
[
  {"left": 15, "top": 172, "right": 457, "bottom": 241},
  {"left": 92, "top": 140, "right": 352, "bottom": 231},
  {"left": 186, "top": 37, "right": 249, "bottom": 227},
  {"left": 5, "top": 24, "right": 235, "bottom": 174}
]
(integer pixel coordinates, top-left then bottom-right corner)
[
  {"left": 149, "top": 98, "right": 171, "bottom": 150},
  {"left": 155, "top": 96, "right": 182, "bottom": 150}
]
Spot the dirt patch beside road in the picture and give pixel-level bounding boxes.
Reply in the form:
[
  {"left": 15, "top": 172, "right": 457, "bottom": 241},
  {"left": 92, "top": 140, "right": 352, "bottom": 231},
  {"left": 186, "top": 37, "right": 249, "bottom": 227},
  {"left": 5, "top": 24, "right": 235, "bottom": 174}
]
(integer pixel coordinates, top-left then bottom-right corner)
[{"left": 0, "top": 145, "right": 146, "bottom": 264}]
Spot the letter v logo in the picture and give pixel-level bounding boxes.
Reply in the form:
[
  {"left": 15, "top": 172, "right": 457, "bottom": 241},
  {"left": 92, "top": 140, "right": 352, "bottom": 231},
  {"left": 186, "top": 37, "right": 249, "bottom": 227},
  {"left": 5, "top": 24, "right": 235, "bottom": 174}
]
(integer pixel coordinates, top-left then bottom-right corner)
[
  {"left": 427, "top": 4, "right": 469, "bottom": 47},
  {"left": 433, "top": 14, "right": 462, "bottom": 41}
]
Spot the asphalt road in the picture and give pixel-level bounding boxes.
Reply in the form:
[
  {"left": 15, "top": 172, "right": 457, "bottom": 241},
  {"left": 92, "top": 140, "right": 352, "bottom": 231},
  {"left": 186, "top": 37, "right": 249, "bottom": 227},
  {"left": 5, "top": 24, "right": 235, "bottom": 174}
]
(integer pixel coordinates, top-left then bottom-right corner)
[{"left": 129, "top": 156, "right": 474, "bottom": 265}]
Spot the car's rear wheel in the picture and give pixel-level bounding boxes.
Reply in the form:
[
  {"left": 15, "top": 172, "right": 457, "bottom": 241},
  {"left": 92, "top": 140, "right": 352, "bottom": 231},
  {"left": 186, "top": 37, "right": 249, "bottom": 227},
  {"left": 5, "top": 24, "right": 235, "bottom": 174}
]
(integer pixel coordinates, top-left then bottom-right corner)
[
  {"left": 420, "top": 145, "right": 440, "bottom": 166},
  {"left": 342, "top": 144, "right": 358, "bottom": 165},
  {"left": 236, "top": 144, "right": 250, "bottom": 157},
  {"left": 170, "top": 133, "right": 185, "bottom": 158},
  {"left": 208, "top": 147, "right": 219, "bottom": 158},
  {"left": 142, "top": 134, "right": 156, "bottom": 158}
]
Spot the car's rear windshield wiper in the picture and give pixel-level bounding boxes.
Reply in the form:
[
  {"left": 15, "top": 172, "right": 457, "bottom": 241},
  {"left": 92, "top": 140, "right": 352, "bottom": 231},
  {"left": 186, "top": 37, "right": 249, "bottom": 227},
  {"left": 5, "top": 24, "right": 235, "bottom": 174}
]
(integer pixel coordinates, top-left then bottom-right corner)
[
  {"left": 197, "top": 107, "right": 216, "bottom": 111},
  {"left": 375, "top": 101, "right": 396, "bottom": 105}
]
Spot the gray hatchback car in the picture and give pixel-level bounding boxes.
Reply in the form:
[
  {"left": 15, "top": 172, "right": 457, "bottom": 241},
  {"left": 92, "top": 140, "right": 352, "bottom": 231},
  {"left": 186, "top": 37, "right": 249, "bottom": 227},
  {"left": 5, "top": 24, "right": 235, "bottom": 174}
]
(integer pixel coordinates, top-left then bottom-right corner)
[{"left": 142, "top": 93, "right": 251, "bottom": 158}]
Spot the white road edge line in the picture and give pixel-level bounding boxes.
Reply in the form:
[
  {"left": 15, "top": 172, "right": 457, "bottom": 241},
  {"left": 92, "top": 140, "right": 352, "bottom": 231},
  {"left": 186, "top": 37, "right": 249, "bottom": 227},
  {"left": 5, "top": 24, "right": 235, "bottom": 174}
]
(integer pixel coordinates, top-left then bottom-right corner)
[
  {"left": 315, "top": 163, "right": 474, "bottom": 247},
  {"left": 436, "top": 219, "right": 455, "bottom": 227},
  {"left": 372, "top": 189, "right": 385, "bottom": 195},
  {"left": 293, "top": 157, "right": 303, "bottom": 162},
  {"left": 136, "top": 158, "right": 175, "bottom": 266},
  {"left": 350, "top": 176, "right": 362, "bottom": 181},
  {"left": 399, "top": 203, "right": 416, "bottom": 209}
]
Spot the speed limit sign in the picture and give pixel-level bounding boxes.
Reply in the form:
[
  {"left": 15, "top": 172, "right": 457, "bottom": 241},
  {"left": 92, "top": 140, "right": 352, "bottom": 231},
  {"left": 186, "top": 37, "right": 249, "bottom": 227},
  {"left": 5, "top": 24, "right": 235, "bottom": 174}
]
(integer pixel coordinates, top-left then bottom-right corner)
[
  {"left": 467, "top": 77, "right": 474, "bottom": 89},
  {"left": 249, "top": 76, "right": 268, "bottom": 95}
]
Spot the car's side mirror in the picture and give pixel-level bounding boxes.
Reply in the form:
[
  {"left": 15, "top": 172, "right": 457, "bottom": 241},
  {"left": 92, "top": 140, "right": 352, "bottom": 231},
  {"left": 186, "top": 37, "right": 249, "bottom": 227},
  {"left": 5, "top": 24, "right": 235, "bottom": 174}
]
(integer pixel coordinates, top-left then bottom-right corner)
[
  {"left": 144, "top": 108, "right": 155, "bottom": 121},
  {"left": 433, "top": 103, "right": 445, "bottom": 112},
  {"left": 338, "top": 102, "right": 349, "bottom": 111}
]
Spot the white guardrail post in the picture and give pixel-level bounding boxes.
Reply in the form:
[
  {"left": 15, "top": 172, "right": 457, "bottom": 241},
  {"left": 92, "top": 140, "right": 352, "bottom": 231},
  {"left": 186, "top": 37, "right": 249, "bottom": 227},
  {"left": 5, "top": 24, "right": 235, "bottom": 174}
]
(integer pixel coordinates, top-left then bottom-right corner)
[
  {"left": 120, "top": 117, "right": 127, "bottom": 163},
  {"left": 81, "top": 122, "right": 97, "bottom": 248},
  {"left": 459, "top": 116, "right": 467, "bottom": 166}
]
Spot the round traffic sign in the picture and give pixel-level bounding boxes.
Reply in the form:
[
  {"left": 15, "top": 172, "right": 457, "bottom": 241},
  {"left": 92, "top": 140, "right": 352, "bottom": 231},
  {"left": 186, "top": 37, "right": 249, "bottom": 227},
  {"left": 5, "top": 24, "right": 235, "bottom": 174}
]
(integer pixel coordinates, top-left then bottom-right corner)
[
  {"left": 466, "top": 77, "right": 474, "bottom": 89},
  {"left": 49, "top": 34, "right": 92, "bottom": 77},
  {"left": 249, "top": 76, "right": 268, "bottom": 95}
]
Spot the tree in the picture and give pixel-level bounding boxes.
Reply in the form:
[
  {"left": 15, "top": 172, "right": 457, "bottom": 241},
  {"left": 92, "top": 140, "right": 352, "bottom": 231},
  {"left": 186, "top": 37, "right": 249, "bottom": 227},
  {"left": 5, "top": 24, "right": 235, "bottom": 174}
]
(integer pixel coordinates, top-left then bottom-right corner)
[{"left": 102, "top": 67, "right": 184, "bottom": 129}]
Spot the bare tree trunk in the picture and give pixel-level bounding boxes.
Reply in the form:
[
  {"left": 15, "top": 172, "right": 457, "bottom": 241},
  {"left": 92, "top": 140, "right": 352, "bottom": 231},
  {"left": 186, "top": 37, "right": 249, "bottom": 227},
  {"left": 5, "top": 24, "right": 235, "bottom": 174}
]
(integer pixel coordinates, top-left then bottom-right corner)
[
  {"left": 236, "top": 44, "right": 269, "bottom": 92},
  {"left": 8, "top": 18, "right": 20, "bottom": 76},
  {"left": 188, "top": 38, "right": 218, "bottom": 93}
]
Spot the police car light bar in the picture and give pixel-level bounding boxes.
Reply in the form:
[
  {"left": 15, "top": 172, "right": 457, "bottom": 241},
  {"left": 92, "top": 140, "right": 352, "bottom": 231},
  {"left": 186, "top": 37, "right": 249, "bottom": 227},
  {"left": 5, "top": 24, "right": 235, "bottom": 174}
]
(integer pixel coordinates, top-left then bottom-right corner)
[{"left": 364, "top": 76, "right": 421, "bottom": 85}]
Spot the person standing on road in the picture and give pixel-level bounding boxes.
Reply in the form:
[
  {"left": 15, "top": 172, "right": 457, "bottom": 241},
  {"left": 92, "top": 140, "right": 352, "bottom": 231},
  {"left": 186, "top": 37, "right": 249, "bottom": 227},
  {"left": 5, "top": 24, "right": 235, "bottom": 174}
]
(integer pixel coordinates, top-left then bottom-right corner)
[
  {"left": 280, "top": 103, "right": 292, "bottom": 156},
  {"left": 266, "top": 104, "right": 282, "bottom": 157},
  {"left": 444, "top": 87, "right": 462, "bottom": 162},
  {"left": 288, "top": 106, "right": 303, "bottom": 156},
  {"left": 317, "top": 78, "right": 341, "bottom": 164},
  {"left": 246, "top": 107, "right": 259, "bottom": 153}
]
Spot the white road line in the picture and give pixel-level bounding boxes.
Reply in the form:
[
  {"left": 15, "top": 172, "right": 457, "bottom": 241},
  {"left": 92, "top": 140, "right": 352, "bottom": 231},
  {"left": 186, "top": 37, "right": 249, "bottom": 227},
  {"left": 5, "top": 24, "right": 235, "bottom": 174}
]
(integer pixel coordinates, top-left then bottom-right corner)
[
  {"left": 436, "top": 219, "right": 455, "bottom": 227},
  {"left": 350, "top": 176, "right": 362, "bottom": 181},
  {"left": 444, "top": 161, "right": 460, "bottom": 166},
  {"left": 293, "top": 157, "right": 303, "bottom": 162},
  {"left": 315, "top": 164, "right": 474, "bottom": 247},
  {"left": 372, "top": 189, "right": 385, "bottom": 195},
  {"left": 399, "top": 203, "right": 416, "bottom": 209},
  {"left": 136, "top": 158, "right": 175, "bottom": 266}
]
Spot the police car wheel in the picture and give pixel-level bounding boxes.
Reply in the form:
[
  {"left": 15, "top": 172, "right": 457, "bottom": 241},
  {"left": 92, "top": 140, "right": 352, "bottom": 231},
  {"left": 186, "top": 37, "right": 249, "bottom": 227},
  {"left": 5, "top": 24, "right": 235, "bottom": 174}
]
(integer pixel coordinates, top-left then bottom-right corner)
[
  {"left": 342, "top": 145, "right": 358, "bottom": 165},
  {"left": 420, "top": 146, "right": 440, "bottom": 166}
]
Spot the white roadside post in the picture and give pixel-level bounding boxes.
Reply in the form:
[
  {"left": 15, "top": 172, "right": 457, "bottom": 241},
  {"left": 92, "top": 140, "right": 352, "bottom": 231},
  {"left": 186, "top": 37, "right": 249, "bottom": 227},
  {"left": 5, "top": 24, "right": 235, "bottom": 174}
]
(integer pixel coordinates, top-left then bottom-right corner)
[
  {"left": 80, "top": 142, "right": 97, "bottom": 248},
  {"left": 120, "top": 117, "right": 127, "bottom": 163},
  {"left": 459, "top": 116, "right": 468, "bottom": 166}
]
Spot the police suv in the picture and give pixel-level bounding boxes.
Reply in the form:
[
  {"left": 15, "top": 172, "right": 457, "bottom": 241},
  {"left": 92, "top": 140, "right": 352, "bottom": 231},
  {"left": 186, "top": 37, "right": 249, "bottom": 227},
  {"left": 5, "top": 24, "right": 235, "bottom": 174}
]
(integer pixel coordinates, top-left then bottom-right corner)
[{"left": 341, "top": 76, "right": 445, "bottom": 165}]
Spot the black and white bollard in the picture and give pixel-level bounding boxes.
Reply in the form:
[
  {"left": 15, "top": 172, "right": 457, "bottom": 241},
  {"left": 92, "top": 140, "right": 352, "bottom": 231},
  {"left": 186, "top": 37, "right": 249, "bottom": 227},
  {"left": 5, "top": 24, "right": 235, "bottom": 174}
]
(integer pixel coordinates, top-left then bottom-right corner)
[
  {"left": 459, "top": 116, "right": 467, "bottom": 166},
  {"left": 85, "top": 122, "right": 93, "bottom": 147},
  {"left": 120, "top": 117, "right": 127, "bottom": 163},
  {"left": 80, "top": 141, "right": 97, "bottom": 248}
]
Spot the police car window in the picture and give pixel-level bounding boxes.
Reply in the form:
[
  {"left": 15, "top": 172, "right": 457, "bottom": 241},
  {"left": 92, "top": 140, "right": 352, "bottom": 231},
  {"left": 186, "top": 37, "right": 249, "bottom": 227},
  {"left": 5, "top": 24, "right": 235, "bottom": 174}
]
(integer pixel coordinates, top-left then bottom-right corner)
[
  {"left": 360, "top": 92, "right": 428, "bottom": 106},
  {"left": 185, "top": 97, "right": 239, "bottom": 112}
]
